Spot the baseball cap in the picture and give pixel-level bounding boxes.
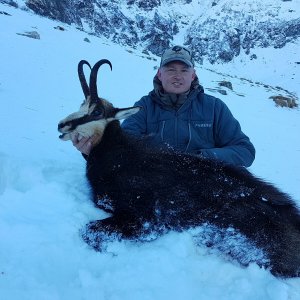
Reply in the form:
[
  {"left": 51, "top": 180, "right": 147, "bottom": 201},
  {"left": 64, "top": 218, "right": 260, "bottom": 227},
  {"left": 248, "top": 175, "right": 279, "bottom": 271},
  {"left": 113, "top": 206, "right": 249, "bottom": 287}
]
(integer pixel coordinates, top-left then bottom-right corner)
[{"left": 160, "top": 45, "right": 194, "bottom": 67}]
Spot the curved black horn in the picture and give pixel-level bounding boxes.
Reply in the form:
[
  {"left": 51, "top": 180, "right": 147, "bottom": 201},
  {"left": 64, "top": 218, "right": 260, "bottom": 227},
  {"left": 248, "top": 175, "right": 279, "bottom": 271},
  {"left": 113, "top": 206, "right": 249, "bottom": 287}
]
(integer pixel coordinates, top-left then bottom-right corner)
[
  {"left": 89, "top": 59, "right": 112, "bottom": 102},
  {"left": 78, "top": 60, "right": 92, "bottom": 99}
]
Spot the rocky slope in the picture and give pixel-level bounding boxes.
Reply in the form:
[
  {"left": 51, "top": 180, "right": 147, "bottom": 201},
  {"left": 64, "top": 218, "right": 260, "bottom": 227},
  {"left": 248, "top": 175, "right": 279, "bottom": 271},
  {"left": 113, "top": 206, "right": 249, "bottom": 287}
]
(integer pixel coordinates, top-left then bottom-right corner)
[{"left": 2, "top": 0, "right": 299, "bottom": 65}]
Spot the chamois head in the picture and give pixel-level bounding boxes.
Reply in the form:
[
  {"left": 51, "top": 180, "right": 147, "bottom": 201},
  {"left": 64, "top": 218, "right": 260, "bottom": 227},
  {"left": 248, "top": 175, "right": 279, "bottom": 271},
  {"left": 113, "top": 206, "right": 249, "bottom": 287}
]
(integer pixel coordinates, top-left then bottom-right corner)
[{"left": 58, "top": 59, "right": 140, "bottom": 143}]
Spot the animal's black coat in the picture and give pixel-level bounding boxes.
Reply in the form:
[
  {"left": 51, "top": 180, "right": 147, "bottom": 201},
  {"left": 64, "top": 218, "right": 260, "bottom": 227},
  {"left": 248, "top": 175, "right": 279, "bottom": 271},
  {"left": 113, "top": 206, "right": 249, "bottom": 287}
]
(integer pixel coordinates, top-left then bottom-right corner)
[{"left": 82, "top": 120, "right": 300, "bottom": 278}]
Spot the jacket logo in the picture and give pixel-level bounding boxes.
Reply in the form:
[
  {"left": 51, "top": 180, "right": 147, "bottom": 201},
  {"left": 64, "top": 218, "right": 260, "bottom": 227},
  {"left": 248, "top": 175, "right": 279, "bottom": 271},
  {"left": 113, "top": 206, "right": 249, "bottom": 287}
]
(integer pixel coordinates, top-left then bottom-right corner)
[{"left": 194, "top": 123, "right": 212, "bottom": 128}]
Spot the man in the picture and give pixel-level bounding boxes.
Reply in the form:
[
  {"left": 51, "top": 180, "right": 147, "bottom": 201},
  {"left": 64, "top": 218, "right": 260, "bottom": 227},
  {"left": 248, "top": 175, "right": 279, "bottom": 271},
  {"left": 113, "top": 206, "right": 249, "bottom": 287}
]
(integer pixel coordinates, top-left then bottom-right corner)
[{"left": 73, "top": 45, "right": 255, "bottom": 167}]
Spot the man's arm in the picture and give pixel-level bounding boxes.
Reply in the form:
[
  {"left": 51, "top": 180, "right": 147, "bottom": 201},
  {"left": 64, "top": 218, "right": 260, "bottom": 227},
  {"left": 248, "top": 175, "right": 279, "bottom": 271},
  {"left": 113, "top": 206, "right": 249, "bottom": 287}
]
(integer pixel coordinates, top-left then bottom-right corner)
[
  {"left": 200, "top": 100, "right": 255, "bottom": 167},
  {"left": 121, "top": 98, "right": 148, "bottom": 136}
]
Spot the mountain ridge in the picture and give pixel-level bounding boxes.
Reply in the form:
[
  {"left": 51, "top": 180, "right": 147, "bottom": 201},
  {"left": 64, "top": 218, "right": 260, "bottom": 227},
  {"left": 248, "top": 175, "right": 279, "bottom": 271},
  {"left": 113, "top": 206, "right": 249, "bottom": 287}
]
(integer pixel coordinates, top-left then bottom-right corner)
[{"left": 3, "top": 0, "right": 300, "bottom": 65}]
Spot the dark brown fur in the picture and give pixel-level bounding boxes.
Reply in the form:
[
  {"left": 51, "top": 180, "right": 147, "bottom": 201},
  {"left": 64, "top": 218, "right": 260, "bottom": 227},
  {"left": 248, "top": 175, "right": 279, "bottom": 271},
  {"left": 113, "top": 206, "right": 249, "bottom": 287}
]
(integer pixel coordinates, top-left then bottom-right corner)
[{"left": 82, "top": 120, "right": 300, "bottom": 278}]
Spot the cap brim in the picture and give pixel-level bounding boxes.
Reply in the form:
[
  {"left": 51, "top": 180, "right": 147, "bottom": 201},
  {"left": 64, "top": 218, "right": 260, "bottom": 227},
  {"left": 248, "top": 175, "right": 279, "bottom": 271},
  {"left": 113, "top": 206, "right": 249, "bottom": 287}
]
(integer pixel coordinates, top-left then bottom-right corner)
[{"left": 161, "top": 58, "right": 193, "bottom": 67}]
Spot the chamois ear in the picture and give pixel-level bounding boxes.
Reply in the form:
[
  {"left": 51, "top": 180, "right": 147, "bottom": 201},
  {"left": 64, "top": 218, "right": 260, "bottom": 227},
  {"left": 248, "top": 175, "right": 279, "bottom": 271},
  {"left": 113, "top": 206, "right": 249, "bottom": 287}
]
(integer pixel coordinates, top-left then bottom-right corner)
[{"left": 114, "top": 106, "right": 141, "bottom": 120}]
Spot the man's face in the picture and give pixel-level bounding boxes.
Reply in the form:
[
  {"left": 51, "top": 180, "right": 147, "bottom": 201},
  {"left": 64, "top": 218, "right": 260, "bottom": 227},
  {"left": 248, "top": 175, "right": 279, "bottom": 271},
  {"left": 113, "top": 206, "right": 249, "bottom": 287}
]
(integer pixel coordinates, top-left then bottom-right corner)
[{"left": 157, "top": 61, "right": 196, "bottom": 94}]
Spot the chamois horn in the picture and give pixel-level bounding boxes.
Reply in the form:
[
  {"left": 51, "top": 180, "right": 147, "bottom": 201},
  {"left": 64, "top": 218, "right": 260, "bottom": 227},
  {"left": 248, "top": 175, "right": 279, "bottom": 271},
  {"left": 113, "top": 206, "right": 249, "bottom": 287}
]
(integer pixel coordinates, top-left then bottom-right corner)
[
  {"left": 89, "top": 59, "right": 112, "bottom": 103},
  {"left": 78, "top": 60, "right": 92, "bottom": 99}
]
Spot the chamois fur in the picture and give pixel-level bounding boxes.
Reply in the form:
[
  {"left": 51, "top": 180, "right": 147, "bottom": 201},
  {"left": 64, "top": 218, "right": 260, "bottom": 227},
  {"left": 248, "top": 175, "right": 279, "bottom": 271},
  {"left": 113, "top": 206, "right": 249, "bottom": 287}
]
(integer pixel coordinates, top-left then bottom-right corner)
[{"left": 58, "top": 59, "right": 300, "bottom": 278}]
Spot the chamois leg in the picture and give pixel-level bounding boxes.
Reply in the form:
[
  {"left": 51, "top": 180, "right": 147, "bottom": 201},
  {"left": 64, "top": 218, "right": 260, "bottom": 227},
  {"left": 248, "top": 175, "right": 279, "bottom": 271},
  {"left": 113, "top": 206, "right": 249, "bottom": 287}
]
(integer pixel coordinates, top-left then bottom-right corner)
[{"left": 81, "top": 213, "right": 151, "bottom": 251}]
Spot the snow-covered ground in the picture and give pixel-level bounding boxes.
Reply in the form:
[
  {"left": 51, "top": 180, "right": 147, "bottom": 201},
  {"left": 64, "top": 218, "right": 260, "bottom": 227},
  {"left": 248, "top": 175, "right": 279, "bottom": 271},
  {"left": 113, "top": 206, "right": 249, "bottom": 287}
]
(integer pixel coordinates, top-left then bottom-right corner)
[{"left": 0, "top": 3, "right": 300, "bottom": 300}]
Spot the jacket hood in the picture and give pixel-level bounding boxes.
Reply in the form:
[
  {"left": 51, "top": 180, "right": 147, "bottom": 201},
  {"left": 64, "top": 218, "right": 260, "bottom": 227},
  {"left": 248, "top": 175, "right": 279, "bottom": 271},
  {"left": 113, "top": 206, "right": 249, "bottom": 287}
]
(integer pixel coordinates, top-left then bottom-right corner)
[{"left": 151, "top": 74, "right": 204, "bottom": 110}]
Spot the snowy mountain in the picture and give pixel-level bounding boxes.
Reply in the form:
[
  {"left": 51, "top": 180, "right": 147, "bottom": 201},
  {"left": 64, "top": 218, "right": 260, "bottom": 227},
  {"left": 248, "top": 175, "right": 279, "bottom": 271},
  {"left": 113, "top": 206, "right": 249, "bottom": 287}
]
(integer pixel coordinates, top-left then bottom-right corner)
[
  {"left": 0, "top": 2, "right": 300, "bottom": 300},
  {"left": 4, "top": 0, "right": 300, "bottom": 64}
]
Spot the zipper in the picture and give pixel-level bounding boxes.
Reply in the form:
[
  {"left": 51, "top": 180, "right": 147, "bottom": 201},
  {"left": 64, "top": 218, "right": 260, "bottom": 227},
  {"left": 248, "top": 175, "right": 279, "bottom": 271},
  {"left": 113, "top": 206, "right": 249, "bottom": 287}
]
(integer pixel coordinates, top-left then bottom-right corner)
[
  {"left": 185, "top": 122, "right": 192, "bottom": 153},
  {"left": 175, "top": 111, "right": 178, "bottom": 147},
  {"left": 175, "top": 95, "right": 180, "bottom": 147},
  {"left": 175, "top": 96, "right": 193, "bottom": 149},
  {"left": 161, "top": 120, "right": 165, "bottom": 141},
  {"left": 185, "top": 107, "right": 193, "bottom": 152}
]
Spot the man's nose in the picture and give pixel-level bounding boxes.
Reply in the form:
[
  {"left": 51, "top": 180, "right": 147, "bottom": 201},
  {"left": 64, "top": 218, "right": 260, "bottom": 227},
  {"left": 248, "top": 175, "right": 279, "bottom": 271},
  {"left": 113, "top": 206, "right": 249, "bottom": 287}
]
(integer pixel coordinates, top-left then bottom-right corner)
[{"left": 172, "top": 71, "right": 182, "bottom": 78}]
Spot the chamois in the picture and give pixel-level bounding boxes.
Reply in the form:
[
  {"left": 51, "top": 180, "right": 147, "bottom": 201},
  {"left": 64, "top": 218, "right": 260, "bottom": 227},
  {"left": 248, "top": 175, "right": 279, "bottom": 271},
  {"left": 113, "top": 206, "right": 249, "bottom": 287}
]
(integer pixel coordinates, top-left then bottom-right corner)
[{"left": 58, "top": 59, "right": 300, "bottom": 278}]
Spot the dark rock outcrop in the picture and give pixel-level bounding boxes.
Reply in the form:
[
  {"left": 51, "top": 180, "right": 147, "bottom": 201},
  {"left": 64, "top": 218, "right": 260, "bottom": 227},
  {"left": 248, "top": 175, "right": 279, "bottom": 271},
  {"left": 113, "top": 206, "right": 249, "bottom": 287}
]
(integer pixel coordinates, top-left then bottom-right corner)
[{"left": 4, "top": 0, "right": 299, "bottom": 64}]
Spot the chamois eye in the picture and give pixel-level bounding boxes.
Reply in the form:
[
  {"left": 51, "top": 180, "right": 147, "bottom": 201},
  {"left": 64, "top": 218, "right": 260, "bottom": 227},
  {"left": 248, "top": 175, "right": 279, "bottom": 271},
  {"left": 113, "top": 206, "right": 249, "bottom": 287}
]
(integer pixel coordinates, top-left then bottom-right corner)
[{"left": 91, "top": 109, "right": 103, "bottom": 117}]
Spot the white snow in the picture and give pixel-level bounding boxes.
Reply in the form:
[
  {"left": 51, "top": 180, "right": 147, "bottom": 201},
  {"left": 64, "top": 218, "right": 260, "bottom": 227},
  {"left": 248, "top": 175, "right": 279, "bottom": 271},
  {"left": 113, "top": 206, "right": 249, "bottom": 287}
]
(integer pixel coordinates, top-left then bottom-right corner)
[{"left": 0, "top": 3, "right": 300, "bottom": 300}]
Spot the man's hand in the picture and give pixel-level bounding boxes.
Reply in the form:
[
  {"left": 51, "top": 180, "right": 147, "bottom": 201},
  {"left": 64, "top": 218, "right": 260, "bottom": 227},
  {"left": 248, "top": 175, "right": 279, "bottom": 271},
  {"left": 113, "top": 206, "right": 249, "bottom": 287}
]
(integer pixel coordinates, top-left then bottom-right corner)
[{"left": 71, "top": 133, "right": 95, "bottom": 156}]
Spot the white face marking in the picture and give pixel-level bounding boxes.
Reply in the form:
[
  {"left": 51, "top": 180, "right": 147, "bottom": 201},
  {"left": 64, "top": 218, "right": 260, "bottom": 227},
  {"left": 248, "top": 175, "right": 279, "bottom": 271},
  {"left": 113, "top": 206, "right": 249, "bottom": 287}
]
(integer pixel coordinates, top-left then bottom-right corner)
[
  {"left": 58, "top": 98, "right": 90, "bottom": 132},
  {"left": 76, "top": 119, "right": 107, "bottom": 137},
  {"left": 58, "top": 97, "right": 111, "bottom": 142}
]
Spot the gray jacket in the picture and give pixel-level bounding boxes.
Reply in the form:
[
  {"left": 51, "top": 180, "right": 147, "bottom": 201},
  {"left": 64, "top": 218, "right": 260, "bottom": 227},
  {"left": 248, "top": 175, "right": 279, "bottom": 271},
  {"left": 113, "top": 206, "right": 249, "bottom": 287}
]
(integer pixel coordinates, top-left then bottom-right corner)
[{"left": 122, "top": 76, "right": 255, "bottom": 167}]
